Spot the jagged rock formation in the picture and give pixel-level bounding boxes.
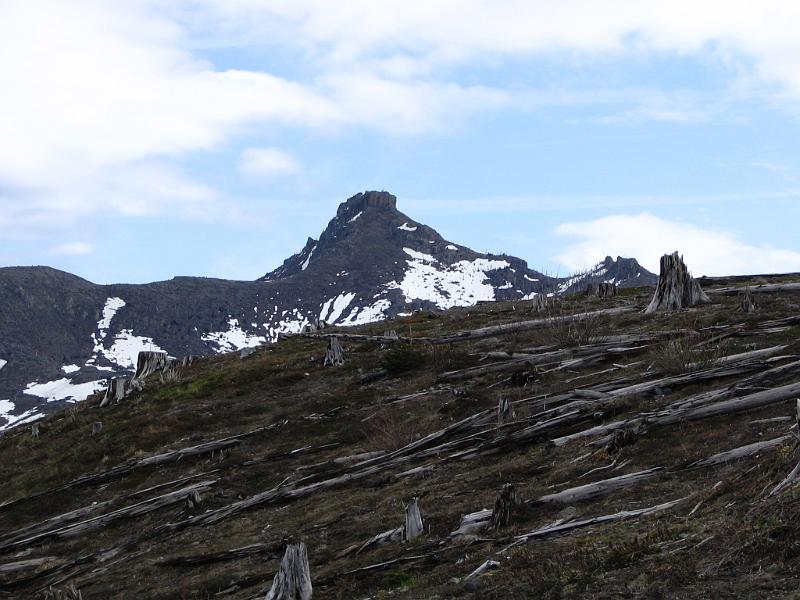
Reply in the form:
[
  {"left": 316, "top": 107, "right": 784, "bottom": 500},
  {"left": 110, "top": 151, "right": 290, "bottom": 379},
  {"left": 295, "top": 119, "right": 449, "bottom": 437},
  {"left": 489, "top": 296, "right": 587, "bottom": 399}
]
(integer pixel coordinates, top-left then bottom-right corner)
[
  {"left": 646, "top": 252, "right": 711, "bottom": 313},
  {"left": 0, "top": 191, "right": 656, "bottom": 428}
]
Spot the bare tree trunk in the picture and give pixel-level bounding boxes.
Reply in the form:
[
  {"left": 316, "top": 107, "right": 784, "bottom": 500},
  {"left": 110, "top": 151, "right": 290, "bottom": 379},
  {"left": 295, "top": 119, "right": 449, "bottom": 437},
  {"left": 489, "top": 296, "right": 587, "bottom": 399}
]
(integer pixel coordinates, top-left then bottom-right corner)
[
  {"left": 265, "top": 542, "right": 312, "bottom": 600},
  {"left": 646, "top": 252, "right": 710, "bottom": 313},
  {"left": 100, "top": 377, "right": 128, "bottom": 407},
  {"left": 31, "top": 423, "right": 39, "bottom": 438},
  {"left": 91, "top": 422, "right": 103, "bottom": 436},
  {"left": 323, "top": 337, "right": 344, "bottom": 367}
]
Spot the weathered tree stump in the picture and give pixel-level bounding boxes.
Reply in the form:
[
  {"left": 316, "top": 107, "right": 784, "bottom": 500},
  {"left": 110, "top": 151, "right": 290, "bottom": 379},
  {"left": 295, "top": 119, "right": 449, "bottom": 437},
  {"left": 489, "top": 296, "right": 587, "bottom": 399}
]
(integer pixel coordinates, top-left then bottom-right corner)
[
  {"left": 497, "top": 397, "right": 513, "bottom": 427},
  {"left": 740, "top": 286, "right": 757, "bottom": 313},
  {"left": 91, "top": 422, "right": 103, "bottom": 436},
  {"left": 239, "top": 347, "right": 257, "bottom": 360},
  {"left": 404, "top": 498, "right": 423, "bottom": 541},
  {"left": 645, "top": 252, "right": 710, "bottom": 313},
  {"left": 100, "top": 377, "right": 128, "bottom": 407},
  {"left": 31, "top": 423, "right": 39, "bottom": 439},
  {"left": 133, "top": 351, "right": 169, "bottom": 380},
  {"left": 530, "top": 294, "right": 547, "bottom": 313},
  {"left": 42, "top": 583, "right": 83, "bottom": 600},
  {"left": 491, "top": 483, "right": 518, "bottom": 530},
  {"left": 181, "top": 355, "right": 194, "bottom": 367},
  {"left": 265, "top": 542, "right": 312, "bottom": 600},
  {"left": 585, "top": 282, "right": 617, "bottom": 298},
  {"left": 323, "top": 337, "right": 344, "bottom": 367}
]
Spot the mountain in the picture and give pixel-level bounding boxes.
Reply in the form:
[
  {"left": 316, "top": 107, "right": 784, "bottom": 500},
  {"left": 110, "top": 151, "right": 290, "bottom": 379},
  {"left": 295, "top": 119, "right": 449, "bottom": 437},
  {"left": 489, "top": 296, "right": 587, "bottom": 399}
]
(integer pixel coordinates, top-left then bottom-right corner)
[{"left": 0, "top": 191, "right": 655, "bottom": 428}]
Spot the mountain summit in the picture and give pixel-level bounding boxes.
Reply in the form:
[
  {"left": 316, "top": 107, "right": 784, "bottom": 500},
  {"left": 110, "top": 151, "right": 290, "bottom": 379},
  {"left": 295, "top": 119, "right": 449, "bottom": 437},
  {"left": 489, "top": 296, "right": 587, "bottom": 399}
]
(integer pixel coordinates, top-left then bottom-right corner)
[{"left": 0, "top": 191, "right": 655, "bottom": 427}]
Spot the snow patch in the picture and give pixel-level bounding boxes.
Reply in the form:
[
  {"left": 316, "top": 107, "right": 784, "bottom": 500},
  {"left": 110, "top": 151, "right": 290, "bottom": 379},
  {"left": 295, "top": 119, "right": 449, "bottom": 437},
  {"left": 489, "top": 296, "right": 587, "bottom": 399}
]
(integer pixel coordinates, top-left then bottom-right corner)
[
  {"left": 398, "top": 222, "right": 417, "bottom": 231},
  {"left": 0, "top": 405, "right": 45, "bottom": 430},
  {"left": 301, "top": 244, "right": 316, "bottom": 271},
  {"left": 104, "top": 331, "right": 167, "bottom": 369},
  {"left": 349, "top": 211, "right": 363, "bottom": 223},
  {"left": 0, "top": 359, "right": 6, "bottom": 371},
  {"left": 320, "top": 292, "right": 356, "bottom": 324},
  {"left": 446, "top": 245, "right": 458, "bottom": 250},
  {"left": 202, "top": 318, "right": 267, "bottom": 354},
  {"left": 61, "top": 364, "right": 80, "bottom": 374},
  {"left": 339, "top": 299, "right": 393, "bottom": 326},
  {"left": 403, "top": 248, "right": 437, "bottom": 263},
  {"left": 524, "top": 274, "right": 540, "bottom": 282},
  {"left": 24, "top": 378, "right": 105, "bottom": 403},
  {"left": 389, "top": 256, "right": 511, "bottom": 309}
]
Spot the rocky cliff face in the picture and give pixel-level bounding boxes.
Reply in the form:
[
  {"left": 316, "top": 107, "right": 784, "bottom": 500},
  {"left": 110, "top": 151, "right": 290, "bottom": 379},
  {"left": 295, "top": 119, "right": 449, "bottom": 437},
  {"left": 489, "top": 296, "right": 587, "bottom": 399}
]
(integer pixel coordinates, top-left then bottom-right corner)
[{"left": 0, "top": 191, "right": 655, "bottom": 427}]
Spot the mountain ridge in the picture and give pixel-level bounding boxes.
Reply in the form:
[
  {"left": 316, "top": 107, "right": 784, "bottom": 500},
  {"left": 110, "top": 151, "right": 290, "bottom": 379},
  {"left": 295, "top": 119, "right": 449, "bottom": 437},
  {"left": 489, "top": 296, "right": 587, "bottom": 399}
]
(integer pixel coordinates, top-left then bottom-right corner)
[{"left": 0, "top": 190, "right": 656, "bottom": 428}]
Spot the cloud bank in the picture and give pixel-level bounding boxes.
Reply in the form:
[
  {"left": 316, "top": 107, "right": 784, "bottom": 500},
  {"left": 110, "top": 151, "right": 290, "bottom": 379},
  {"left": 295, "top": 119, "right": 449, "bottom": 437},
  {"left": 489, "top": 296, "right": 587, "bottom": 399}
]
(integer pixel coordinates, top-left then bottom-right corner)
[{"left": 554, "top": 213, "right": 800, "bottom": 276}]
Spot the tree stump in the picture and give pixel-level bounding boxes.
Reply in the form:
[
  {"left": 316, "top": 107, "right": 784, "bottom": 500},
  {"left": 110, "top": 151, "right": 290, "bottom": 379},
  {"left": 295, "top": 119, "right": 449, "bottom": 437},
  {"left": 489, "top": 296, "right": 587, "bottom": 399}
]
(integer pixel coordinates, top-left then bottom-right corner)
[
  {"left": 497, "top": 397, "right": 513, "bottom": 427},
  {"left": 531, "top": 294, "right": 547, "bottom": 313},
  {"left": 101, "top": 377, "right": 128, "bottom": 407},
  {"left": 265, "top": 542, "right": 312, "bottom": 600},
  {"left": 492, "top": 483, "right": 518, "bottom": 530},
  {"left": 323, "top": 337, "right": 344, "bottom": 367},
  {"left": 31, "top": 423, "right": 39, "bottom": 439},
  {"left": 586, "top": 283, "right": 616, "bottom": 298},
  {"left": 91, "top": 422, "right": 103, "bottom": 436},
  {"left": 181, "top": 355, "right": 194, "bottom": 367},
  {"left": 134, "top": 351, "right": 169, "bottom": 380},
  {"left": 740, "top": 286, "right": 757, "bottom": 313},
  {"left": 645, "top": 252, "right": 710, "bottom": 313},
  {"left": 239, "top": 347, "right": 257, "bottom": 360},
  {"left": 404, "top": 498, "right": 424, "bottom": 541}
]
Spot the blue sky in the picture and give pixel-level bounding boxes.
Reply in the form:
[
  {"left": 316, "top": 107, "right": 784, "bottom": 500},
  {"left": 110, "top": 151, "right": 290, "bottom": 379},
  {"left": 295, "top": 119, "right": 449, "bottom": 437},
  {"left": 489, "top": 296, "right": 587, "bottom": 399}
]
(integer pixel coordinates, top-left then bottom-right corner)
[{"left": 2, "top": 1, "right": 800, "bottom": 283}]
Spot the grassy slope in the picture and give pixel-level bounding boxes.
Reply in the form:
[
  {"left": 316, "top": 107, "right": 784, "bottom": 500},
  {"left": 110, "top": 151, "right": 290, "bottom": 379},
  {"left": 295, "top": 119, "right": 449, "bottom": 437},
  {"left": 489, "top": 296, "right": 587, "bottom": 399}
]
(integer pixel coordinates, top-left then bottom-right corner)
[{"left": 1, "top": 277, "right": 800, "bottom": 599}]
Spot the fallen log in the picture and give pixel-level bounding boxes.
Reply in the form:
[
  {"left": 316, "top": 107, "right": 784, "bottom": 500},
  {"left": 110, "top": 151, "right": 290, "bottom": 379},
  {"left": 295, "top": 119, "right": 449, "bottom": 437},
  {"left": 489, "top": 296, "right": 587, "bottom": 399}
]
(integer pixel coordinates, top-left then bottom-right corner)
[
  {"left": 0, "top": 481, "right": 216, "bottom": 552},
  {"left": 429, "top": 306, "right": 634, "bottom": 345},
  {"left": 458, "top": 559, "right": 500, "bottom": 584},
  {"left": 155, "top": 543, "right": 278, "bottom": 567},
  {"left": 532, "top": 468, "right": 662, "bottom": 505},
  {"left": 0, "top": 424, "right": 277, "bottom": 514},
  {"left": 709, "top": 282, "right": 800, "bottom": 296},
  {"left": 687, "top": 436, "right": 791, "bottom": 469},
  {"left": 504, "top": 496, "right": 688, "bottom": 551}
]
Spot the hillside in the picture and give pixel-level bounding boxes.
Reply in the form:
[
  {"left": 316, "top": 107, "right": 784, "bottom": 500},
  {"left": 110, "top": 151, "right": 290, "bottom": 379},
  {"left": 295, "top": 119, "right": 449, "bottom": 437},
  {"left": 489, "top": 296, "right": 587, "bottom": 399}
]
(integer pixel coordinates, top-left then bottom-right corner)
[
  {"left": 1, "top": 272, "right": 800, "bottom": 598},
  {"left": 0, "top": 191, "right": 655, "bottom": 429}
]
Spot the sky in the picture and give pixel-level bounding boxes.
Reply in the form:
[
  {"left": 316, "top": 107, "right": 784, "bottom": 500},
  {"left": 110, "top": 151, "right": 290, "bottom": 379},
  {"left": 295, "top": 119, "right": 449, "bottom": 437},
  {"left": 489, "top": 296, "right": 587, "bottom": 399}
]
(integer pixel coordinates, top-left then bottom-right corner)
[{"left": 2, "top": 1, "right": 800, "bottom": 283}]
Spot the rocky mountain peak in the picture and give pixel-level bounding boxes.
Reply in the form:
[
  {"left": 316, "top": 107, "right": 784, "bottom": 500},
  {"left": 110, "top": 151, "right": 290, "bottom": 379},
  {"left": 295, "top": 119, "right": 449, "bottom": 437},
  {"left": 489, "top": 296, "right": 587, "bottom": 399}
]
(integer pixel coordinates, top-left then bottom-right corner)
[{"left": 335, "top": 190, "right": 397, "bottom": 219}]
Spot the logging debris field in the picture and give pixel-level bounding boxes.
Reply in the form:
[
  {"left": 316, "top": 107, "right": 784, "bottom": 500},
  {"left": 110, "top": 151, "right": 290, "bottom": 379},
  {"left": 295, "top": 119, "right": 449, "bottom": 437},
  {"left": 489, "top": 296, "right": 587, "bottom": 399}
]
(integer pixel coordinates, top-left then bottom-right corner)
[{"left": 3, "top": 272, "right": 800, "bottom": 599}]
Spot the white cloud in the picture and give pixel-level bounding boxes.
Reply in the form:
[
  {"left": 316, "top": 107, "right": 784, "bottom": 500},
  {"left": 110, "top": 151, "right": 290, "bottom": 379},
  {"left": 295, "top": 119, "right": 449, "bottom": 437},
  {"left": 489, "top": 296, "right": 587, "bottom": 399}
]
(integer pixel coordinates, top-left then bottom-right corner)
[
  {"left": 554, "top": 213, "right": 800, "bottom": 277},
  {"left": 52, "top": 242, "right": 93, "bottom": 256},
  {"left": 239, "top": 148, "right": 301, "bottom": 178},
  {"left": 5, "top": 0, "right": 800, "bottom": 246}
]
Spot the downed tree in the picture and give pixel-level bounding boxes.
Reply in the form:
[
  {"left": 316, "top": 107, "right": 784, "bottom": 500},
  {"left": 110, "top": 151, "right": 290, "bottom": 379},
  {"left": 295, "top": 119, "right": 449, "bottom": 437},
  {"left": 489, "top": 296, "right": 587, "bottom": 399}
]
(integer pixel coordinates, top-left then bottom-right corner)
[
  {"left": 687, "top": 436, "right": 791, "bottom": 469},
  {"left": 0, "top": 480, "right": 216, "bottom": 552},
  {"left": 266, "top": 542, "right": 312, "bottom": 600},
  {"left": 503, "top": 496, "right": 688, "bottom": 551},
  {"left": 532, "top": 468, "right": 662, "bottom": 505},
  {"left": 0, "top": 424, "right": 276, "bottom": 513},
  {"left": 646, "top": 252, "right": 710, "bottom": 313}
]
